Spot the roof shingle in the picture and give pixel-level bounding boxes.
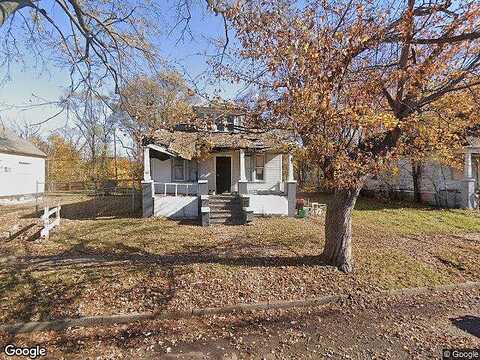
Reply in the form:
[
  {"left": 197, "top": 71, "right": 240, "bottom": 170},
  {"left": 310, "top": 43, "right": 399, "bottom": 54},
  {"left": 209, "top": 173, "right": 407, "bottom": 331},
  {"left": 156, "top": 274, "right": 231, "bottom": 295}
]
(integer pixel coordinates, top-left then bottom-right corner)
[
  {"left": 148, "top": 129, "right": 295, "bottom": 160},
  {"left": 0, "top": 126, "right": 46, "bottom": 158}
]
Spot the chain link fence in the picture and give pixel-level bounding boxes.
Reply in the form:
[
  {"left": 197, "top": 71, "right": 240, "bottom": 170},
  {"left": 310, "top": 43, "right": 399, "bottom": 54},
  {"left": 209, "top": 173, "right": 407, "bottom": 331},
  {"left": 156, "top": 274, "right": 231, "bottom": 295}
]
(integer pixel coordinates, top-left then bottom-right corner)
[{"left": 34, "top": 179, "right": 142, "bottom": 219}]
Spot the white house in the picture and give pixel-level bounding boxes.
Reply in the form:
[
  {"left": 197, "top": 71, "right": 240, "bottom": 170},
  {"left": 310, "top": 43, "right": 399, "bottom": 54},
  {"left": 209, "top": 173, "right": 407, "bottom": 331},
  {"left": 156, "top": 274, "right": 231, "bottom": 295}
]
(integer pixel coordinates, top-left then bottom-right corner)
[
  {"left": 141, "top": 104, "right": 298, "bottom": 225},
  {"left": 0, "top": 126, "right": 46, "bottom": 202},
  {"left": 364, "top": 137, "right": 480, "bottom": 209}
]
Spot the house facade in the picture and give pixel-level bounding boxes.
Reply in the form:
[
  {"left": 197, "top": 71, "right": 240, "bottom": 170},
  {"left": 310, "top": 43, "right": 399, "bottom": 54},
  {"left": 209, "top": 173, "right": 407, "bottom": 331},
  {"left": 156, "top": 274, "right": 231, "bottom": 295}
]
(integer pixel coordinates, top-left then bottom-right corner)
[
  {"left": 141, "top": 105, "right": 297, "bottom": 225},
  {"left": 0, "top": 126, "right": 46, "bottom": 202},
  {"left": 363, "top": 138, "right": 480, "bottom": 209}
]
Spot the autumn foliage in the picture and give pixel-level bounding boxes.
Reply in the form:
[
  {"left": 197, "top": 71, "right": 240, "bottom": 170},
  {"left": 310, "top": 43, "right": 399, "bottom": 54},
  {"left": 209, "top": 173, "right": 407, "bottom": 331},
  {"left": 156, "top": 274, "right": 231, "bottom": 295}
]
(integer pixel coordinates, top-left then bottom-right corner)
[{"left": 220, "top": 0, "right": 480, "bottom": 271}]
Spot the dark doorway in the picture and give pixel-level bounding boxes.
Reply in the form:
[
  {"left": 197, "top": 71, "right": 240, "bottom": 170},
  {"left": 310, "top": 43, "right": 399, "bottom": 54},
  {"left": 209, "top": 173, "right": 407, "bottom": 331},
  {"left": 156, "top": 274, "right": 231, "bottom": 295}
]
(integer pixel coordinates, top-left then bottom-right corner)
[{"left": 216, "top": 156, "right": 231, "bottom": 194}]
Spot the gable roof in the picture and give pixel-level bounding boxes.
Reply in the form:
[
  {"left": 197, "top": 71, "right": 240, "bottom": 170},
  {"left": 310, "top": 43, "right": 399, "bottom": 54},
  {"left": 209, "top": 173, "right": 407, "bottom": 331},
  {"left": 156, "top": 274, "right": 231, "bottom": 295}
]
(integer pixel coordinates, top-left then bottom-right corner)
[
  {"left": 0, "top": 126, "right": 46, "bottom": 158},
  {"left": 148, "top": 129, "right": 295, "bottom": 160}
]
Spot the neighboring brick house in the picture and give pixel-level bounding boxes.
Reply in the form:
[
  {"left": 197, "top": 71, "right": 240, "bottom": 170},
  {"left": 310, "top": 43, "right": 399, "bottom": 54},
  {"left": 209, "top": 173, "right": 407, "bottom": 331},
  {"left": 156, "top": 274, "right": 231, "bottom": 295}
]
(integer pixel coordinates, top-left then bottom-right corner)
[
  {"left": 364, "top": 138, "right": 480, "bottom": 209},
  {"left": 141, "top": 104, "right": 298, "bottom": 225}
]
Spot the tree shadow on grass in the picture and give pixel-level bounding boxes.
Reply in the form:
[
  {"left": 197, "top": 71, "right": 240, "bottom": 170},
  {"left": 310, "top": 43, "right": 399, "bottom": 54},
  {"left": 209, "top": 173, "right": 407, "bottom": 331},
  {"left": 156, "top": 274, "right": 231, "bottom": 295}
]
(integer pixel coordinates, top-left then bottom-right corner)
[
  {"left": 13, "top": 239, "right": 327, "bottom": 272},
  {"left": 0, "top": 258, "right": 179, "bottom": 327},
  {"left": 0, "top": 236, "right": 327, "bottom": 327},
  {"left": 450, "top": 315, "right": 480, "bottom": 338},
  {"left": 20, "top": 196, "right": 142, "bottom": 221},
  {"left": 0, "top": 263, "right": 84, "bottom": 324}
]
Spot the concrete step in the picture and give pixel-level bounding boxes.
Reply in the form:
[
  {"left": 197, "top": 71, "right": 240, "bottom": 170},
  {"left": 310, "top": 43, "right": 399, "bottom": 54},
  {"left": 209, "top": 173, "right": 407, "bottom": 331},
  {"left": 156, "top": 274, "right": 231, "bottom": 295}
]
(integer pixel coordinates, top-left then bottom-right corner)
[
  {"left": 210, "top": 218, "right": 244, "bottom": 225},
  {"left": 209, "top": 198, "right": 240, "bottom": 204},
  {"left": 209, "top": 204, "right": 240, "bottom": 209},
  {"left": 210, "top": 212, "right": 242, "bottom": 219},
  {"left": 210, "top": 209, "right": 239, "bottom": 214}
]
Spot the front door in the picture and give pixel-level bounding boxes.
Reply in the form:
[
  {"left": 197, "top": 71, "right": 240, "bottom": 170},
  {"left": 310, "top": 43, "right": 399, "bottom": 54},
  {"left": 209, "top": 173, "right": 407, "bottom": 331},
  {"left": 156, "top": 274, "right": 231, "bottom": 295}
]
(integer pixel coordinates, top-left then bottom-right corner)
[{"left": 216, "top": 156, "right": 231, "bottom": 194}]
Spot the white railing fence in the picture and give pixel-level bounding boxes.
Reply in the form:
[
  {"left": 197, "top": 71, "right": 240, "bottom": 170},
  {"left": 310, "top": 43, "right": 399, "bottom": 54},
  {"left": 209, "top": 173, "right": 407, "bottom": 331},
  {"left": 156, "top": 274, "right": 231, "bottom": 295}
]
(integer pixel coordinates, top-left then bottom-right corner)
[
  {"left": 40, "top": 205, "right": 61, "bottom": 239},
  {"left": 154, "top": 182, "right": 199, "bottom": 196}
]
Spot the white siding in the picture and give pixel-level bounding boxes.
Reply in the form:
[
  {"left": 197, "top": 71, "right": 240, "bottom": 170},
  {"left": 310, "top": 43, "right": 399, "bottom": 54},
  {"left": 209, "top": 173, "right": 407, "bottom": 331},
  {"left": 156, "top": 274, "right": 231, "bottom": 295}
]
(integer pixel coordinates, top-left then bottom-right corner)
[
  {"left": 198, "top": 151, "right": 284, "bottom": 194},
  {"left": 249, "top": 194, "right": 288, "bottom": 215},
  {"left": 198, "top": 157, "right": 215, "bottom": 192},
  {"left": 245, "top": 153, "right": 284, "bottom": 193},
  {"left": 365, "top": 158, "right": 464, "bottom": 193},
  {"left": 364, "top": 157, "right": 466, "bottom": 207},
  {"left": 153, "top": 151, "right": 285, "bottom": 194},
  {"left": 0, "top": 153, "right": 45, "bottom": 197},
  {"left": 153, "top": 196, "right": 198, "bottom": 219}
]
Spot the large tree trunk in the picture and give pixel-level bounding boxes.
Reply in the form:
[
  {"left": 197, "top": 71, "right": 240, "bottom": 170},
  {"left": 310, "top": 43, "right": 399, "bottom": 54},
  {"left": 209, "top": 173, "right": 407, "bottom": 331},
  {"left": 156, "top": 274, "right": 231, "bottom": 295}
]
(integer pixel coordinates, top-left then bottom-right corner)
[
  {"left": 411, "top": 160, "right": 422, "bottom": 203},
  {"left": 322, "top": 186, "right": 362, "bottom": 273}
]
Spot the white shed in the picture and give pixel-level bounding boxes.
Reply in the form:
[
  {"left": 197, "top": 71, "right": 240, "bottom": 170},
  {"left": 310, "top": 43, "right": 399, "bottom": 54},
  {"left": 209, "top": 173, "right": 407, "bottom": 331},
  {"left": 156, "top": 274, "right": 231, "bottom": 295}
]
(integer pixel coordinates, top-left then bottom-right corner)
[{"left": 0, "top": 126, "right": 46, "bottom": 201}]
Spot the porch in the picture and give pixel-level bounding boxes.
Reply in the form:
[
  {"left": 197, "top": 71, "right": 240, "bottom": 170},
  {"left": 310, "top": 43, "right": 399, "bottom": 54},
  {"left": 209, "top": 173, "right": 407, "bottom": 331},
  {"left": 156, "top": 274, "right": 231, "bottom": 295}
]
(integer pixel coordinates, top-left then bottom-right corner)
[
  {"left": 141, "top": 144, "right": 297, "bottom": 223},
  {"left": 462, "top": 147, "right": 480, "bottom": 209}
]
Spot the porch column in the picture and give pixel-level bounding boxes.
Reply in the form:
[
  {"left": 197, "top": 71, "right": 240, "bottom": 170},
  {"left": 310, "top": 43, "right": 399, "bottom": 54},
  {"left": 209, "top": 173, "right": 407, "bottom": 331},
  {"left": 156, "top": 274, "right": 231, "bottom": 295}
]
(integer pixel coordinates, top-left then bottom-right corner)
[
  {"left": 142, "top": 145, "right": 154, "bottom": 217},
  {"left": 464, "top": 151, "right": 473, "bottom": 178},
  {"left": 238, "top": 149, "right": 248, "bottom": 194},
  {"left": 240, "top": 149, "right": 246, "bottom": 181},
  {"left": 462, "top": 149, "right": 477, "bottom": 209},
  {"left": 287, "top": 153, "right": 294, "bottom": 182},
  {"left": 286, "top": 153, "right": 297, "bottom": 217},
  {"left": 143, "top": 146, "right": 151, "bottom": 181},
  {"left": 198, "top": 180, "right": 210, "bottom": 226}
]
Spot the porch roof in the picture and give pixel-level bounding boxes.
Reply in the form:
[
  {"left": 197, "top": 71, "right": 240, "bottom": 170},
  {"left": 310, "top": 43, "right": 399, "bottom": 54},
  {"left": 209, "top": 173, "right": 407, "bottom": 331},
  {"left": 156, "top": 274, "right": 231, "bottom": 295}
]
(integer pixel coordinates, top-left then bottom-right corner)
[{"left": 147, "top": 129, "right": 296, "bottom": 160}]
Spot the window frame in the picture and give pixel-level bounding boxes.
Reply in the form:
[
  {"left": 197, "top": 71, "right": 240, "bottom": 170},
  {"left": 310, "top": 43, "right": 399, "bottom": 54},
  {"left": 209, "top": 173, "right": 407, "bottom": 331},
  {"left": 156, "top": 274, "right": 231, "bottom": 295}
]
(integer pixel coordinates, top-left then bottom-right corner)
[
  {"left": 245, "top": 152, "right": 266, "bottom": 182},
  {"left": 245, "top": 155, "right": 253, "bottom": 181},
  {"left": 172, "top": 158, "right": 198, "bottom": 182},
  {"left": 172, "top": 158, "right": 186, "bottom": 181},
  {"left": 254, "top": 154, "right": 265, "bottom": 181}
]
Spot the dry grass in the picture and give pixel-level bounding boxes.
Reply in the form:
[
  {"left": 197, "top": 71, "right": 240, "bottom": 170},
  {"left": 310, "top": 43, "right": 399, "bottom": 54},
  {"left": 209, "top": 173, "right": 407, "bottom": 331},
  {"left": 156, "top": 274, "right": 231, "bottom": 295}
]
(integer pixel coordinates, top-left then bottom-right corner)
[{"left": 0, "top": 196, "right": 479, "bottom": 324}]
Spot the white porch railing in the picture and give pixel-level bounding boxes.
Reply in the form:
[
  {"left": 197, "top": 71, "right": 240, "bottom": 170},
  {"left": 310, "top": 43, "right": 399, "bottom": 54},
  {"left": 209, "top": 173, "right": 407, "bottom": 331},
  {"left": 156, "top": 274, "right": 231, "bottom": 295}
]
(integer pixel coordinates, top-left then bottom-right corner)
[
  {"left": 40, "top": 205, "right": 61, "bottom": 239},
  {"left": 246, "top": 181, "right": 286, "bottom": 195},
  {"left": 154, "top": 182, "right": 198, "bottom": 196}
]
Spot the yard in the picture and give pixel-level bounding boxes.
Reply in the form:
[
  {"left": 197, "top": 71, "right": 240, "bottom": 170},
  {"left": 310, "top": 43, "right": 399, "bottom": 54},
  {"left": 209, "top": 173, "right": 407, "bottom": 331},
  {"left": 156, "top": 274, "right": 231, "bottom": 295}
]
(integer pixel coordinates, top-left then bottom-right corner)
[{"left": 0, "top": 194, "right": 479, "bottom": 326}]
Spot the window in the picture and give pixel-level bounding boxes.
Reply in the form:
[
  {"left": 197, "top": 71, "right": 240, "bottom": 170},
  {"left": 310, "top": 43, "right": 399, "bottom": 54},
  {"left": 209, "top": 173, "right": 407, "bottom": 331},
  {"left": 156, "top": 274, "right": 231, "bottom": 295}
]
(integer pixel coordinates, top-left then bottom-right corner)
[
  {"left": 173, "top": 158, "right": 185, "bottom": 181},
  {"left": 226, "top": 116, "right": 235, "bottom": 131},
  {"left": 187, "top": 161, "right": 198, "bottom": 181},
  {"left": 172, "top": 158, "right": 198, "bottom": 181},
  {"left": 245, "top": 155, "right": 253, "bottom": 181},
  {"left": 245, "top": 153, "right": 265, "bottom": 181},
  {"left": 255, "top": 154, "right": 265, "bottom": 181},
  {"left": 215, "top": 116, "right": 236, "bottom": 132}
]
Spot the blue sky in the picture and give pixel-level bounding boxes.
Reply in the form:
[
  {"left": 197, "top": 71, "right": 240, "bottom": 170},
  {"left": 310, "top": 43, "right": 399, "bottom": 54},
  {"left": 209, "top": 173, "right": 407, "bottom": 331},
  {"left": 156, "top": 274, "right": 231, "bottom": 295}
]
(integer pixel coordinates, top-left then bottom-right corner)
[{"left": 0, "top": 1, "right": 238, "bottom": 136}]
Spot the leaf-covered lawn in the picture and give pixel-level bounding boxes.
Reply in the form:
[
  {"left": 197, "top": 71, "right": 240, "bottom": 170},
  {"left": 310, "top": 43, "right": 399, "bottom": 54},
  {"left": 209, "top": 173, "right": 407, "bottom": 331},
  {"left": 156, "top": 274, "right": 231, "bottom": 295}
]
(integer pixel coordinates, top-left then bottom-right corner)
[{"left": 0, "top": 197, "right": 479, "bottom": 324}]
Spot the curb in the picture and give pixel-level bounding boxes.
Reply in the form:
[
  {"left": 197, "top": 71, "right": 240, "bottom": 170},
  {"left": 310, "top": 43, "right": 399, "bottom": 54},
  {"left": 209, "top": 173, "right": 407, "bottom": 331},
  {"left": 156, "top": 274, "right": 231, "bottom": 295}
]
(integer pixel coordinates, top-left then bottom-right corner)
[{"left": 1, "top": 281, "right": 479, "bottom": 334}]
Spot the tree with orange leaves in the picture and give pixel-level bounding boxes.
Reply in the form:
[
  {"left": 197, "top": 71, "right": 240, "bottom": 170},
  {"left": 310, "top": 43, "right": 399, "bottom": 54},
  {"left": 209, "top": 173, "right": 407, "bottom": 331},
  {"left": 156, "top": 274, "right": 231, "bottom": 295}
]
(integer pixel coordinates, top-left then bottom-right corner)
[
  {"left": 218, "top": 0, "right": 480, "bottom": 272},
  {"left": 402, "top": 90, "right": 480, "bottom": 202}
]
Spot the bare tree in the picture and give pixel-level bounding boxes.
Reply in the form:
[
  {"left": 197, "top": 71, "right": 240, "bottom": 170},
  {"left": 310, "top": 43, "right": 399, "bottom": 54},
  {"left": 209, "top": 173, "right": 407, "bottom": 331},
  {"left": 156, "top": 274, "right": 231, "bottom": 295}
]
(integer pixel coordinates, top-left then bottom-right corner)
[
  {"left": 0, "top": 0, "right": 163, "bottom": 101},
  {"left": 64, "top": 91, "right": 115, "bottom": 180},
  {"left": 115, "top": 70, "right": 197, "bottom": 160}
]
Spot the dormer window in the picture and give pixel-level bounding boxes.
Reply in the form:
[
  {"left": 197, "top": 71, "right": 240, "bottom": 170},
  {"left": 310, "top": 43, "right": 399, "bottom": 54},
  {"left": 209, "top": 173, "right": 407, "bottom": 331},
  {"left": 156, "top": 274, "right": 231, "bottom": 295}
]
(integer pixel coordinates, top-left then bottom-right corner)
[{"left": 216, "top": 115, "right": 236, "bottom": 132}]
